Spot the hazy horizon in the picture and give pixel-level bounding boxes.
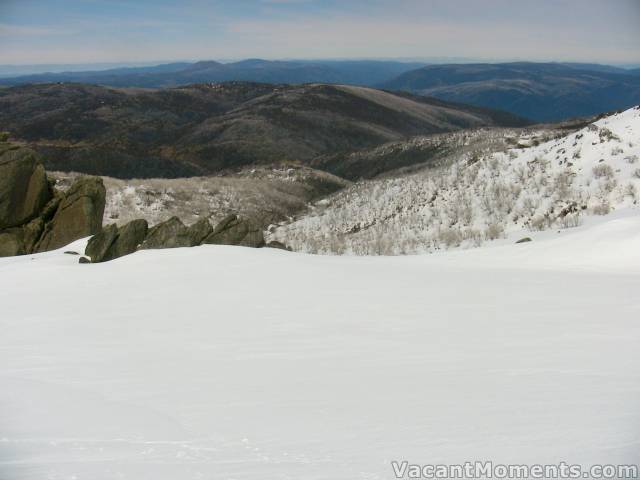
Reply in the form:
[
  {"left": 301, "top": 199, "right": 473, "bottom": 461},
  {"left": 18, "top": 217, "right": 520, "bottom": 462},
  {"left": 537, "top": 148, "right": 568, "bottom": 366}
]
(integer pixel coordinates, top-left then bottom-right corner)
[
  {"left": 0, "top": 57, "right": 639, "bottom": 79},
  {"left": 0, "top": 0, "right": 638, "bottom": 66}
]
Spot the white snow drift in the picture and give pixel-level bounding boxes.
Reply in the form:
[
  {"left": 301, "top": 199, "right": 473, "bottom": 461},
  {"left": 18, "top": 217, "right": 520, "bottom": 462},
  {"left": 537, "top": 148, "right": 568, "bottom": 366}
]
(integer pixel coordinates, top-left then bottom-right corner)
[{"left": 1, "top": 209, "right": 640, "bottom": 479}]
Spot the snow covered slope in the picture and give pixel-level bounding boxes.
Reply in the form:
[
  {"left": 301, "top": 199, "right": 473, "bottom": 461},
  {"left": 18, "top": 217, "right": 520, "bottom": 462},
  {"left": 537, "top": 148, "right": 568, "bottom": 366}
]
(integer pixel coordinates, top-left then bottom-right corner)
[
  {"left": 1, "top": 211, "right": 640, "bottom": 479},
  {"left": 272, "top": 107, "right": 640, "bottom": 254}
]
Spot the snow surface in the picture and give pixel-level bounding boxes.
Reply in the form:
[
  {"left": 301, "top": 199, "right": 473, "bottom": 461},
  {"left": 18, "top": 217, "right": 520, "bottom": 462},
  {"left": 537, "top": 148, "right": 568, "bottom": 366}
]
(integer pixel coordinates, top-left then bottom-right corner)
[{"left": 2, "top": 211, "right": 640, "bottom": 479}]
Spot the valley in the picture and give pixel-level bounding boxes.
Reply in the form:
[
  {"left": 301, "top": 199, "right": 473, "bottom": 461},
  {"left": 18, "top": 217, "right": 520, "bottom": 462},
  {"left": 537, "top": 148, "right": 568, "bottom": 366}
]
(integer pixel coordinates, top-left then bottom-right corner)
[{"left": 0, "top": 82, "right": 527, "bottom": 179}]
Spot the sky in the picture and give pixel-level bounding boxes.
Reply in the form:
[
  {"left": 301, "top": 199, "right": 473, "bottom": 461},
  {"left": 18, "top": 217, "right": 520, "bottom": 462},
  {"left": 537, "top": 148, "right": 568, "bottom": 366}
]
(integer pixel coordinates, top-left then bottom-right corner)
[{"left": 0, "top": 0, "right": 639, "bottom": 66}]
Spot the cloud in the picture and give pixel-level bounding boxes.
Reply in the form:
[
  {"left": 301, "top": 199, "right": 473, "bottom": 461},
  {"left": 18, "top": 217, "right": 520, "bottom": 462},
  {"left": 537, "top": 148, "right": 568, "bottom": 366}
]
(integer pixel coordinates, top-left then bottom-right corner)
[
  {"left": 0, "top": 0, "right": 637, "bottom": 64},
  {"left": 0, "top": 23, "right": 69, "bottom": 37},
  {"left": 222, "top": 14, "right": 640, "bottom": 63},
  {"left": 260, "top": 0, "right": 313, "bottom": 3}
]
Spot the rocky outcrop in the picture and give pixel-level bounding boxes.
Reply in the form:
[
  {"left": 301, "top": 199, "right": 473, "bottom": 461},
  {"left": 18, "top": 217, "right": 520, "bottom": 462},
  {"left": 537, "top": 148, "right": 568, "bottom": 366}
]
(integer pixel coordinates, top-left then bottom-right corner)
[
  {"left": 204, "top": 214, "right": 265, "bottom": 248},
  {"left": 0, "top": 146, "right": 107, "bottom": 257},
  {"left": 84, "top": 224, "right": 118, "bottom": 263},
  {"left": 106, "top": 219, "right": 148, "bottom": 261},
  {"left": 83, "top": 214, "right": 268, "bottom": 263},
  {"left": 187, "top": 217, "right": 214, "bottom": 245},
  {"left": 0, "top": 144, "right": 274, "bottom": 262},
  {"left": 35, "top": 176, "right": 106, "bottom": 252},
  {"left": 0, "top": 229, "right": 25, "bottom": 257},
  {"left": 140, "top": 216, "right": 213, "bottom": 250},
  {"left": 140, "top": 217, "right": 191, "bottom": 250},
  {"left": 85, "top": 217, "right": 213, "bottom": 263},
  {"left": 266, "top": 240, "right": 291, "bottom": 251},
  {"left": 0, "top": 147, "right": 51, "bottom": 230},
  {"left": 85, "top": 220, "right": 148, "bottom": 263},
  {"left": 0, "top": 213, "right": 47, "bottom": 257}
]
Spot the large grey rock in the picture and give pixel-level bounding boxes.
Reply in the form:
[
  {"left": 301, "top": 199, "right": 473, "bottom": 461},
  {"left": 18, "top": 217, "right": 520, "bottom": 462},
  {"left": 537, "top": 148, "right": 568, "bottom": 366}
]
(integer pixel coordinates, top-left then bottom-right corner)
[
  {"left": 0, "top": 229, "right": 25, "bottom": 257},
  {"left": 140, "top": 216, "right": 209, "bottom": 250},
  {"left": 85, "top": 224, "right": 118, "bottom": 263},
  {"left": 140, "top": 217, "right": 188, "bottom": 249},
  {"left": 204, "top": 214, "right": 265, "bottom": 248},
  {"left": 103, "top": 219, "right": 148, "bottom": 262},
  {"left": 39, "top": 196, "right": 62, "bottom": 223},
  {"left": 36, "top": 176, "right": 106, "bottom": 252},
  {"left": 86, "top": 220, "right": 149, "bottom": 263},
  {"left": 0, "top": 216, "right": 46, "bottom": 257},
  {"left": 187, "top": 218, "right": 213, "bottom": 245},
  {"left": 0, "top": 148, "right": 52, "bottom": 230},
  {"left": 22, "top": 217, "right": 45, "bottom": 253},
  {"left": 266, "top": 240, "right": 291, "bottom": 251}
]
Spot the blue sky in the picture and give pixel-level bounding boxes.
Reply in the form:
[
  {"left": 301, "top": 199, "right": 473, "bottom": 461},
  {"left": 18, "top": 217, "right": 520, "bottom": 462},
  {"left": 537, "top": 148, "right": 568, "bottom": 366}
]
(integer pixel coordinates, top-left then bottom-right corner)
[{"left": 0, "top": 0, "right": 638, "bottom": 65}]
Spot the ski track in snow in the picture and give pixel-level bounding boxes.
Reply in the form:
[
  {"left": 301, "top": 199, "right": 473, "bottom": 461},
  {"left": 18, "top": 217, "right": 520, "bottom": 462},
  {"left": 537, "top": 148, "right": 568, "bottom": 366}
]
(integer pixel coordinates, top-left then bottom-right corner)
[{"left": 1, "top": 209, "right": 640, "bottom": 479}]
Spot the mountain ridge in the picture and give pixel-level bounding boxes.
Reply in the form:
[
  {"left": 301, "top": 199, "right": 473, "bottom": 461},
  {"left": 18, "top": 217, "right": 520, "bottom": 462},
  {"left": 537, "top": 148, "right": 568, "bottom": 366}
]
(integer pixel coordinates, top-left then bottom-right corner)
[
  {"left": 380, "top": 62, "right": 640, "bottom": 122},
  {"left": 0, "top": 59, "right": 427, "bottom": 88},
  {"left": 0, "top": 81, "right": 528, "bottom": 179}
]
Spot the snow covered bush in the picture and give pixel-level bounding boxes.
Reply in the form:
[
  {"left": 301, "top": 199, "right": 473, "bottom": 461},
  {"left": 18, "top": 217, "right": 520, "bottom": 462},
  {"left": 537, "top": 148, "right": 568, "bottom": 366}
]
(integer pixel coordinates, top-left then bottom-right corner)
[
  {"left": 593, "top": 164, "right": 614, "bottom": 179},
  {"left": 270, "top": 107, "right": 640, "bottom": 255}
]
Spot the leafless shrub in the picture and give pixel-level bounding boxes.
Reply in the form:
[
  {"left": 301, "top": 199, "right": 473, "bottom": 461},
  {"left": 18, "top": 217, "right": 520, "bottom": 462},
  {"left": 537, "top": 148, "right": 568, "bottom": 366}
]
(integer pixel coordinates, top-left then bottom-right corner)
[
  {"left": 520, "top": 196, "right": 539, "bottom": 216},
  {"left": 600, "top": 178, "right": 617, "bottom": 194},
  {"left": 438, "top": 228, "right": 463, "bottom": 248},
  {"left": 624, "top": 183, "right": 638, "bottom": 203},
  {"left": 611, "top": 146, "right": 624, "bottom": 156},
  {"left": 553, "top": 172, "right": 573, "bottom": 200},
  {"left": 514, "top": 165, "right": 527, "bottom": 184},
  {"left": 599, "top": 127, "right": 620, "bottom": 142},
  {"left": 484, "top": 223, "right": 504, "bottom": 241},
  {"left": 530, "top": 214, "right": 552, "bottom": 231},
  {"left": 460, "top": 196, "right": 474, "bottom": 226},
  {"left": 559, "top": 213, "right": 582, "bottom": 229},
  {"left": 592, "top": 200, "right": 611, "bottom": 216},
  {"left": 592, "top": 164, "right": 614, "bottom": 179},
  {"left": 462, "top": 228, "right": 483, "bottom": 247}
]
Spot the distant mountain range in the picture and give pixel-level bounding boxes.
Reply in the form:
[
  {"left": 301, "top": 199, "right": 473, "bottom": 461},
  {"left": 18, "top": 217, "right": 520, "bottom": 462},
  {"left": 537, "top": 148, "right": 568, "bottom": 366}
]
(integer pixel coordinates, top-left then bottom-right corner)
[
  {"left": 0, "top": 59, "right": 427, "bottom": 89},
  {"left": 1, "top": 60, "right": 639, "bottom": 122},
  {"left": 0, "top": 82, "right": 528, "bottom": 178},
  {"left": 380, "top": 62, "right": 640, "bottom": 122}
]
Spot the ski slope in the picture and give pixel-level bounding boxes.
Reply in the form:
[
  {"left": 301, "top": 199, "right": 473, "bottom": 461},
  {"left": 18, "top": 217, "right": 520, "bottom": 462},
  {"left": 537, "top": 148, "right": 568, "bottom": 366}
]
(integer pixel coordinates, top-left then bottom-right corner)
[{"left": 1, "top": 211, "right": 640, "bottom": 479}]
